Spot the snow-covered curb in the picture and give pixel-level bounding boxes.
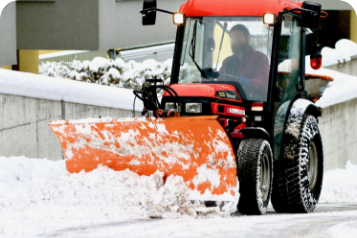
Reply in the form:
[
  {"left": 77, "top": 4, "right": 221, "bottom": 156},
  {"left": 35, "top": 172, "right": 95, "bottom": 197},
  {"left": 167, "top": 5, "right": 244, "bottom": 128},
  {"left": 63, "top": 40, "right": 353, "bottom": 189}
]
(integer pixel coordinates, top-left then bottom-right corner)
[{"left": 0, "top": 69, "right": 143, "bottom": 111}]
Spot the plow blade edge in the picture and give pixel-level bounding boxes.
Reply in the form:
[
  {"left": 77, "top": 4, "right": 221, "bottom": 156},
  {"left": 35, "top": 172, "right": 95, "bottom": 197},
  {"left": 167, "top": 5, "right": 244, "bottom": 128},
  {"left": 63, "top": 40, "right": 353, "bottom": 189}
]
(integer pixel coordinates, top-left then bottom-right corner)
[{"left": 49, "top": 116, "right": 237, "bottom": 201}]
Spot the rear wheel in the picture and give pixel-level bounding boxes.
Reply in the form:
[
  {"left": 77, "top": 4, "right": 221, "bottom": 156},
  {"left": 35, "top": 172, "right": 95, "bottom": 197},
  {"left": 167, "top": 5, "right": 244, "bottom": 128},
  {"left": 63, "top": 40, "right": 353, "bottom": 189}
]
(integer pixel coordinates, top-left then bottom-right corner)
[
  {"left": 285, "top": 115, "right": 324, "bottom": 213},
  {"left": 237, "top": 139, "right": 273, "bottom": 215},
  {"left": 271, "top": 160, "right": 289, "bottom": 213}
]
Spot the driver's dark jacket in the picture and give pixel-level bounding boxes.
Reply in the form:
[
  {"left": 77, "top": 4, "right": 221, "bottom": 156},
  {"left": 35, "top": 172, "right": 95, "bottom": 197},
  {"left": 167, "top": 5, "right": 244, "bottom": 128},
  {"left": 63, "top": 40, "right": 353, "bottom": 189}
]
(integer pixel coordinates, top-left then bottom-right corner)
[{"left": 219, "top": 46, "right": 270, "bottom": 98}]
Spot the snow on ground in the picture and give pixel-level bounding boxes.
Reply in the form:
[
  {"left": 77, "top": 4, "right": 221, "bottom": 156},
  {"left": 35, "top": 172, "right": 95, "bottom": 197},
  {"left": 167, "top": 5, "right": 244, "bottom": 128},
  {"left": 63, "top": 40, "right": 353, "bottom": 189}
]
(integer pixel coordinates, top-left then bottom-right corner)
[
  {"left": 0, "top": 69, "right": 143, "bottom": 111},
  {"left": 0, "top": 156, "right": 356, "bottom": 237},
  {"left": 0, "top": 156, "right": 228, "bottom": 238}
]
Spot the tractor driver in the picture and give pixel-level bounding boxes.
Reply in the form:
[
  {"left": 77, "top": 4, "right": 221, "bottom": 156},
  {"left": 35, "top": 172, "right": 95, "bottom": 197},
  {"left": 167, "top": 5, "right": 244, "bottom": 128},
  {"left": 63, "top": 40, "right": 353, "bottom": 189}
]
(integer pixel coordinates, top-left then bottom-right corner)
[{"left": 219, "top": 24, "right": 270, "bottom": 99}]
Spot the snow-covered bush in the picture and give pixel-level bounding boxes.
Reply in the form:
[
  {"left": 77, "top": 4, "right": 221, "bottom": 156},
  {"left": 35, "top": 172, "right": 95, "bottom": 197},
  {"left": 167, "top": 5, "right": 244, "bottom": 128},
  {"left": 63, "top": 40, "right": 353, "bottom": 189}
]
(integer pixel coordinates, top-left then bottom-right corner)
[{"left": 40, "top": 57, "right": 173, "bottom": 90}]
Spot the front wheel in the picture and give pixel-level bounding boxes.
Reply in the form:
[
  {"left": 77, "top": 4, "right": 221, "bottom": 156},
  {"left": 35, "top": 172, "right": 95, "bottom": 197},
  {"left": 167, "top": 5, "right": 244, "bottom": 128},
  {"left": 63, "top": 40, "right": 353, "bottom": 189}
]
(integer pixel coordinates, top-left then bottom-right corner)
[{"left": 237, "top": 139, "right": 273, "bottom": 215}]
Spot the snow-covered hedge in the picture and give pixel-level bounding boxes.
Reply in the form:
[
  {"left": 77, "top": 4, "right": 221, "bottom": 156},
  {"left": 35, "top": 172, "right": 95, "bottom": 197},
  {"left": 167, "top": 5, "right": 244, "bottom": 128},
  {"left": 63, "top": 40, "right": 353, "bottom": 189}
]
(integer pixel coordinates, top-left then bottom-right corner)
[{"left": 40, "top": 57, "right": 173, "bottom": 90}]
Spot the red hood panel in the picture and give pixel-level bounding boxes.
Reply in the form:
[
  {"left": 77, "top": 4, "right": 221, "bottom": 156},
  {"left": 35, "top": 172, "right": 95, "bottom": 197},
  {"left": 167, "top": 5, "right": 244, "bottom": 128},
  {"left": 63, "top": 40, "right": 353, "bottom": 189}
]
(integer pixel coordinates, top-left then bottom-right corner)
[{"left": 163, "top": 84, "right": 242, "bottom": 102}]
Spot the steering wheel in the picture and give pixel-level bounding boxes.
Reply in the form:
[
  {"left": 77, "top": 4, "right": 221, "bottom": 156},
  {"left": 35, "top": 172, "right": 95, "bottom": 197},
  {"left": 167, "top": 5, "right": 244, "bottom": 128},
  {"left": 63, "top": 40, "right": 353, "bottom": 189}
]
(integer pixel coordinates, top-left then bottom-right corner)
[{"left": 218, "top": 74, "right": 248, "bottom": 88}]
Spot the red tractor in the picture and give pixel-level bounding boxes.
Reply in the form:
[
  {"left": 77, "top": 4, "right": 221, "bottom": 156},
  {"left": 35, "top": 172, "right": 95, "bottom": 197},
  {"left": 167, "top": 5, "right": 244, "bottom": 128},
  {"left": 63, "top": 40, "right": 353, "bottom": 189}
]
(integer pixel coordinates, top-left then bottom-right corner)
[
  {"left": 139, "top": 0, "right": 328, "bottom": 214},
  {"left": 50, "top": 0, "right": 332, "bottom": 215}
]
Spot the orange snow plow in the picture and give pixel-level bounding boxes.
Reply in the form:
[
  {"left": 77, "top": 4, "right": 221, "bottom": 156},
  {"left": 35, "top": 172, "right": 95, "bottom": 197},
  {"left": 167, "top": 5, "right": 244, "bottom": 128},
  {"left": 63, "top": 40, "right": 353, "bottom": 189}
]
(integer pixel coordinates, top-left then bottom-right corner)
[{"left": 49, "top": 116, "right": 237, "bottom": 200}]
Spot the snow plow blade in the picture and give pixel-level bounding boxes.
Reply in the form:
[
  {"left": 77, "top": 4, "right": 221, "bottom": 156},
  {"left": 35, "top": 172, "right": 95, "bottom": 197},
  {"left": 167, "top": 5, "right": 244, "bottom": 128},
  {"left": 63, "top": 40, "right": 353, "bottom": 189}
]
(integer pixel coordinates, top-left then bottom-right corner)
[{"left": 49, "top": 116, "right": 237, "bottom": 201}]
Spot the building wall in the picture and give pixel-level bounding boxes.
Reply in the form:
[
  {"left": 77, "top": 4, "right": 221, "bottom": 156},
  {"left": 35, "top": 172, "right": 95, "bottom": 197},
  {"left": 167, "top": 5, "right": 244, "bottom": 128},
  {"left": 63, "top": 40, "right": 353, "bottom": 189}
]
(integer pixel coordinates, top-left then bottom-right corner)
[
  {"left": 16, "top": 0, "right": 99, "bottom": 50},
  {"left": 351, "top": 10, "right": 357, "bottom": 44},
  {"left": 0, "top": 65, "right": 12, "bottom": 70},
  {"left": 98, "top": 0, "right": 186, "bottom": 50},
  {"left": 0, "top": 94, "right": 133, "bottom": 160},
  {"left": 0, "top": 2, "right": 17, "bottom": 66},
  {"left": 19, "top": 50, "right": 39, "bottom": 74}
]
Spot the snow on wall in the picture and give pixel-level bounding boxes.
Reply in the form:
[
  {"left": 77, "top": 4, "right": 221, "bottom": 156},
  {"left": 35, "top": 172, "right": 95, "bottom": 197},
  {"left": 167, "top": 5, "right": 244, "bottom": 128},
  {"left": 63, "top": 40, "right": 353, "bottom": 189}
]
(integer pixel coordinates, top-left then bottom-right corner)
[
  {"left": 320, "top": 39, "right": 357, "bottom": 67},
  {"left": 0, "top": 68, "right": 143, "bottom": 111}
]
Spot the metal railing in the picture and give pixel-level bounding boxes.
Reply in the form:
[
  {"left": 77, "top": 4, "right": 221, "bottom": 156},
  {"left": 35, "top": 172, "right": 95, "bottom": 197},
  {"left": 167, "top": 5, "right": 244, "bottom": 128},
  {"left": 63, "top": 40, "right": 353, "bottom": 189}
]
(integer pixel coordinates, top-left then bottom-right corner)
[{"left": 39, "top": 50, "right": 108, "bottom": 66}]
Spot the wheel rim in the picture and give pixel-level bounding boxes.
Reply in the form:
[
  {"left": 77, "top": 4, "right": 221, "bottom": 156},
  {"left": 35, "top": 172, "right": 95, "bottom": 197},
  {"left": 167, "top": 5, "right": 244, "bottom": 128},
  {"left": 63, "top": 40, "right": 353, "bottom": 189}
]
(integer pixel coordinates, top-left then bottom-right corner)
[
  {"left": 308, "top": 141, "right": 318, "bottom": 189},
  {"left": 260, "top": 154, "right": 270, "bottom": 201}
]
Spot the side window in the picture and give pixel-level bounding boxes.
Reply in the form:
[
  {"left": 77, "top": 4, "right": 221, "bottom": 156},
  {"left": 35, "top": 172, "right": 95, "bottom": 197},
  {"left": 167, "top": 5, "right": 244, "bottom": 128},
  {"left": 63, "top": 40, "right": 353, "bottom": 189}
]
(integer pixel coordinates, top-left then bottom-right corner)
[{"left": 277, "top": 15, "right": 301, "bottom": 104}]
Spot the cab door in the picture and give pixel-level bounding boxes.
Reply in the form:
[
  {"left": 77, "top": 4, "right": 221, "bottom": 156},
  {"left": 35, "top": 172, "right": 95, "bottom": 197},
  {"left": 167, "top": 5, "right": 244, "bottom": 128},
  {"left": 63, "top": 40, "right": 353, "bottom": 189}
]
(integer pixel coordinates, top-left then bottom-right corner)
[{"left": 273, "top": 14, "right": 303, "bottom": 162}]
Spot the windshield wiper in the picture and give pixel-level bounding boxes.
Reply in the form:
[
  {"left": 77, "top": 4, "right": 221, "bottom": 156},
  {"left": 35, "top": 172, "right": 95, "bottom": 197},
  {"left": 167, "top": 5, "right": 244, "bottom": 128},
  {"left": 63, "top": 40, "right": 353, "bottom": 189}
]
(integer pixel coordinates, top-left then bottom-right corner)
[{"left": 188, "top": 20, "right": 206, "bottom": 78}]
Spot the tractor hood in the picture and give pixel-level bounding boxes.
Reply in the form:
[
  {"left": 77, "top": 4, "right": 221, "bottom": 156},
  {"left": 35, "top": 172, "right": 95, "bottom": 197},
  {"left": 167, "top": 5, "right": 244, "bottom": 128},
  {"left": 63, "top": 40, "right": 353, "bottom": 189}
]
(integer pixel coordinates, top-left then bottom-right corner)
[{"left": 163, "top": 83, "right": 243, "bottom": 102}]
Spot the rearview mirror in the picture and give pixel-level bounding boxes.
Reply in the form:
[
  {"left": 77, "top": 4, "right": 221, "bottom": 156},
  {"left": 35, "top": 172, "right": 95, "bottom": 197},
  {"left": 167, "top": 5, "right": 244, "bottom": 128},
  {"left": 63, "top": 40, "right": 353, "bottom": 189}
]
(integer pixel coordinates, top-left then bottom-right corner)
[
  {"left": 300, "top": 2, "right": 321, "bottom": 29},
  {"left": 142, "top": 0, "right": 157, "bottom": 25}
]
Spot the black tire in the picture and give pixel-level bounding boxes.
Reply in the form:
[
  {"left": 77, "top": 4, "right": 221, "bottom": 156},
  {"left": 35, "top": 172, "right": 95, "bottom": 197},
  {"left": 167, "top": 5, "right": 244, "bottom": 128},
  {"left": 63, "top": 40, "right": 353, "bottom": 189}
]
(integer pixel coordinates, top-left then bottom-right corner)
[
  {"left": 285, "top": 115, "right": 324, "bottom": 213},
  {"left": 237, "top": 139, "right": 273, "bottom": 215},
  {"left": 271, "top": 160, "right": 289, "bottom": 213}
]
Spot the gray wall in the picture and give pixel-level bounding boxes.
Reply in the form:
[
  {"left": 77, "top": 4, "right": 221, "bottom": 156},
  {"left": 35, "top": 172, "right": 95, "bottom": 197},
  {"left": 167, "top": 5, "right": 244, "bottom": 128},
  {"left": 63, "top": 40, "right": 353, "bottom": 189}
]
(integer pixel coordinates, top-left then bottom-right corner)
[
  {"left": 1, "top": 92, "right": 356, "bottom": 171},
  {"left": 16, "top": 0, "right": 99, "bottom": 50},
  {"left": 325, "top": 58, "right": 357, "bottom": 76},
  {"left": 0, "top": 94, "right": 133, "bottom": 160},
  {"left": 98, "top": 0, "right": 186, "bottom": 50},
  {"left": 16, "top": 0, "right": 186, "bottom": 50},
  {"left": 0, "top": 2, "right": 17, "bottom": 66},
  {"left": 319, "top": 98, "right": 357, "bottom": 170}
]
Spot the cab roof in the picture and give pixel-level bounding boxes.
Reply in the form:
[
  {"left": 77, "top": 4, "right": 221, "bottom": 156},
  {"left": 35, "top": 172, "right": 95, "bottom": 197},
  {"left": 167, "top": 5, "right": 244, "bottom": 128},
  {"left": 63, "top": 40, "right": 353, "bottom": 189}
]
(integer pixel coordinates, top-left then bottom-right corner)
[{"left": 179, "top": 0, "right": 303, "bottom": 17}]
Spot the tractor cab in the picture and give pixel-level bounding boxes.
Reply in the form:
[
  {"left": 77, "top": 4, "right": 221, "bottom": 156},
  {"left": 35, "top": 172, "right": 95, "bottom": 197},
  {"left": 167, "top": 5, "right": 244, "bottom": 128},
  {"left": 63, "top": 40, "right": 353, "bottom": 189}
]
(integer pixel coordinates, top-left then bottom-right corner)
[{"left": 140, "top": 0, "right": 324, "bottom": 143}]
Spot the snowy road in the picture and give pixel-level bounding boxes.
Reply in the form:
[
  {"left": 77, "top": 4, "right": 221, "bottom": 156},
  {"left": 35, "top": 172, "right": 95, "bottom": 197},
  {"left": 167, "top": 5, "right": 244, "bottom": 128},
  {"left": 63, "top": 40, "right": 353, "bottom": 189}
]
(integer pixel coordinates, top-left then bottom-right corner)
[
  {"left": 1, "top": 157, "right": 357, "bottom": 238},
  {"left": 40, "top": 203, "right": 357, "bottom": 238}
]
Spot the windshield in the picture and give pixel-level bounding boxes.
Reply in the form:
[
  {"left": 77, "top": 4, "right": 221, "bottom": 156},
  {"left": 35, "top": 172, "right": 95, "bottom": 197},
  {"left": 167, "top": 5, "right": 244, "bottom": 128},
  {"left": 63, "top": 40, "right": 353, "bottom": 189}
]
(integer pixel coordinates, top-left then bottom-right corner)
[{"left": 179, "top": 17, "right": 274, "bottom": 101}]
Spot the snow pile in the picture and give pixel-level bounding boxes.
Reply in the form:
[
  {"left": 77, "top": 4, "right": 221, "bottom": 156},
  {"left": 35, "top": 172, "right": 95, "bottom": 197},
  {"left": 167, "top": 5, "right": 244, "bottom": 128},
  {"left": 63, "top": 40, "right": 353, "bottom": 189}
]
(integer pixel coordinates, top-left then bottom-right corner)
[
  {"left": 0, "top": 157, "right": 228, "bottom": 219},
  {"left": 321, "top": 39, "right": 357, "bottom": 67},
  {"left": 0, "top": 157, "right": 230, "bottom": 237},
  {"left": 0, "top": 68, "right": 143, "bottom": 111},
  {"left": 0, "top": 156, "right": 356, "bottom": 236},
  {"left": 319, "top": 161, "right": 357, "bottom": 204},
  {"left": 40, "top": 57, "right": 173, "bottom": 90}
]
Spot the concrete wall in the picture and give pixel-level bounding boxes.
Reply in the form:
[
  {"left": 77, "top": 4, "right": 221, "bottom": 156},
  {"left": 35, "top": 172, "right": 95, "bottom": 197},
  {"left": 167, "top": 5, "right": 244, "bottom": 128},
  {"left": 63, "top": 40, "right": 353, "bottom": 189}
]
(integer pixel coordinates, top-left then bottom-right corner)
[
  {"left": 1, "top": 91, "right": 356, "bottom": 171},
  {"left": 16, "top": 0, "right": 99, "bottom": 50},
  {"left": 0, "top": 2, "right": 17, "bottom": 66},
  {"left": 325, "top": 58, "right": 357, "bottom": 76},
  {"left": 319, "top": 98, "right": 357, "bottom": 170},
  {"left": 0, "top": 94, "right": 133, "bottom": 160}
]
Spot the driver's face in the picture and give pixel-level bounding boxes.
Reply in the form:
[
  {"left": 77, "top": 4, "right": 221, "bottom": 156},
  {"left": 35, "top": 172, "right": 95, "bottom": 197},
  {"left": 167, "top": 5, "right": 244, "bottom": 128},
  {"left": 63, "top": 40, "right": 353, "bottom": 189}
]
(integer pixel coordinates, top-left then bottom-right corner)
[{"left": 230, "top": 30, "right": 247, "bottom": 56}]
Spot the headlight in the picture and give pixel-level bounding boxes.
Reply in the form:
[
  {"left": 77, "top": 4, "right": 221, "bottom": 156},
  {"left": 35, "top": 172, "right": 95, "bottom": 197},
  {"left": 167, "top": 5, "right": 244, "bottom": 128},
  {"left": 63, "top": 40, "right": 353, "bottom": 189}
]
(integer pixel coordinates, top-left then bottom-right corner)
[
  {"left": 185, "top": 103, "right": 202, "bottom": 114},
  {"left": 263, "top": 13, "right": 276, "bottom": 26},
  {"left": 165, "top": 102, "right": 175, "bottom": 111},
  {"left": 173, "top": 13, "right": 185, "bottom": 25}
]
